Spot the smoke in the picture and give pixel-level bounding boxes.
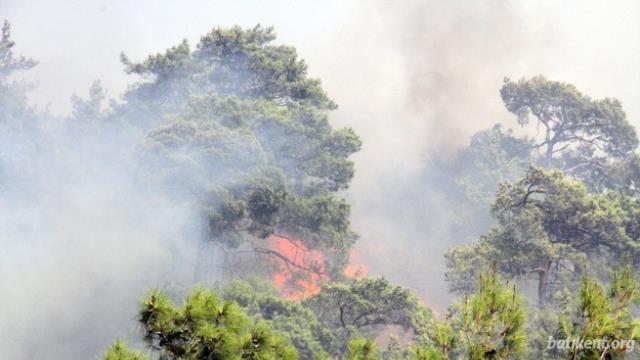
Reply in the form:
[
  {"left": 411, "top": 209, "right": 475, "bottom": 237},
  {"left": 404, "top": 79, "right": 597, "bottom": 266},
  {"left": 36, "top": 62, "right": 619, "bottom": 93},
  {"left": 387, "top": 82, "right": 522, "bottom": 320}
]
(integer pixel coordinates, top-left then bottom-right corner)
[
  {"left": 0, "top": 113, "right": 202, "bottom": 358},
  {"left": 312, "top": 0, "right": 640, "bottom": 307},
  {"left": 1, "top": 1, "right": 639, "bottom": 357}
]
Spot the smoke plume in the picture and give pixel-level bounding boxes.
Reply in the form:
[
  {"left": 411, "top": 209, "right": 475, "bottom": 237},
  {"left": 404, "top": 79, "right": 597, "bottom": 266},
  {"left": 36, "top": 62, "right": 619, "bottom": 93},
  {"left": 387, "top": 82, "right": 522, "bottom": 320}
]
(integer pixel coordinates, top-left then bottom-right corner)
[
  {"left": 314, "top": 0, "right": 640, "bottom": 307},
  {"left": 0, "top": 1, "right": 639, "bottom": 358}
]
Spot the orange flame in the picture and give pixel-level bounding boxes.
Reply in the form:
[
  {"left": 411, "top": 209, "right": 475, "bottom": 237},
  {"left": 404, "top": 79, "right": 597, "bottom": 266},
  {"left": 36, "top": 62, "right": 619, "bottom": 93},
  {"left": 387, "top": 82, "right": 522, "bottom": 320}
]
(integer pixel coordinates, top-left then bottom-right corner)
[
  {"left": 268, "top": 236, "right": 326, "bottom": 299},
  {"left": 344, "top": 248, "right": 368, "bottom": 278},
  {"left": 267, "top": 236, "right": 370, "bottom": 300}
]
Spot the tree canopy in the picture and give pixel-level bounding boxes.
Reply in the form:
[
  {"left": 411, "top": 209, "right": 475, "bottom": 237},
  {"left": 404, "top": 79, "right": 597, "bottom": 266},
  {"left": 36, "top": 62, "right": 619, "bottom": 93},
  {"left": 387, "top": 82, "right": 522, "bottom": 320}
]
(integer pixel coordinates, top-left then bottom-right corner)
[
  {"left": 0, "top": 20, "right": 37, "bottom": 125},
  {"left": 103, "top": 288, "right": 298, "bottom": 360},
  {"left": 421, "top": 267, "right": 527, "bottom": 360},
  {"left": 446, "top": 167, "right": 640, "bottom": 305},
  {"left": 118, "top": 25, "right": 362, "bottom": 280},
  {"left": 500, "top": 76, "right": 637, "bottom": 166},
  {"left": 436, "top": 77, "right": 640, "bottom": 249}
]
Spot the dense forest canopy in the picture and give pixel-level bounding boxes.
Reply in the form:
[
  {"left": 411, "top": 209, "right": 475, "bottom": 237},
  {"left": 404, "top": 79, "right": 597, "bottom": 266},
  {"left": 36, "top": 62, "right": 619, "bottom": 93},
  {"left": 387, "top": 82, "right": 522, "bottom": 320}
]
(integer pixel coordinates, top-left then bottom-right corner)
[
  {"left": 3, "top": 14, "right": 640, "bottom": 360},
  {"left": 122, "top": 25, "right": 362, "bottom": 281}
]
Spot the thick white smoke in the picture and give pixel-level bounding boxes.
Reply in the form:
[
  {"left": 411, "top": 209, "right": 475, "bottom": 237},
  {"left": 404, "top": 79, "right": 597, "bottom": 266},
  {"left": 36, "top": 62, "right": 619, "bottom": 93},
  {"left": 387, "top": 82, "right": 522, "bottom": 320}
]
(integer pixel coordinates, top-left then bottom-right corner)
[
  {"left": 0, "top": 117, "right": 202, "bottom": 358},
  {"left": 314, "top": 0, "right": 640, "bottom": 307}
]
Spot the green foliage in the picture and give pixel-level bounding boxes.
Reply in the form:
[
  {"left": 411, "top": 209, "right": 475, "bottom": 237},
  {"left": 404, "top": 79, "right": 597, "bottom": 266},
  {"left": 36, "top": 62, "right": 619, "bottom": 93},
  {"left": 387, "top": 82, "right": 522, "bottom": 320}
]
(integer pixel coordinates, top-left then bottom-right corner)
[
  {"left": 423, "top": 320, "right": 455, "bottom": 359},
  {"left": 304, "top": 277, "right": 433, "bottom": 355},
  {"left": 222, "top": 280, "right": 333, "bottom": 359},
  {"left": 556, "top": 263, "right": 640, "bottom": 359},
  {"left": 583, "top": 153, "right": 640, "bottom": 197},
  {"left": 446, "top": 167, "right": 640, "bottom": 305},
  {"left": 121, "top": 25, "right": 362, "bottom": 281},
  {"left": 241, "top": 323, "right": 299, "bottom": 359},
  {"left": 0, "top": 20, "right": 37, "bottom": 79},
  {"left": 102, "top": 340, "right": 150, "bottom": 360},
  {"left": 412, "top": 268, "right": 526, "bottom": 360},
  {"left": 437, "top": 125, "right": 533, "bottom": 245},
  {"left": 71, "top": 79, "right": 107, "bottom": 123},
  {"left": 523, "top": 306, "right": 566, "bottom": 360},
  {"left": 0, "top": 20, "right": 37, "bottom": 125},
  {"left": 409, "top": 346, "right": 448, "bottom": 360},
  {"left": 112, "top": 288, "right": 299, "bottom": 360},
  {"left": 442, "top": 77, "right": 640, "bottom": 359},
  {"left": 406, "top": 321, "right": 455, "bottom": 360},
  {"left": 221, "top": 278, "right": 431, "bottom": 358},
  {"left": 103, "top": 279, "right": 435, "bottom": 359},
  {"left": 445, "top": 239, "right": 493, "bottom": 294},
  {"left": 500, "top": 76, "right": 637, "bottom": 166},
  {"left": 452, "top": 125, "right": 532, "bottom": 208},
  {"left": 457, "top": 268, "right": 527, "bottom": 359},
  {"left": 346, "top": 338, "right": 381, "bottom": 360},
  {"left": 120, "top": 25, "right": 335, "bottom": 117},
  {"left": 438, "top": 77, "right": 639, "bottom": 256},
  {"left": 103, "top": 268, "right": 640, "bottom": 360}
]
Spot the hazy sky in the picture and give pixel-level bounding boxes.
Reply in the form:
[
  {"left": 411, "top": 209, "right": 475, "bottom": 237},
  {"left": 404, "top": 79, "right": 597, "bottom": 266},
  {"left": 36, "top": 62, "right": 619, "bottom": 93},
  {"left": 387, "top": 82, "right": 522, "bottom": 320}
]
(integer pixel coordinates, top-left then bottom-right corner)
[
  {"left": 3, "top": 0, "right": 639, "bottom": 162},
  {"left": 2, "top": 0, "right": 350, "bottom": 114},
  {"left": 3, "top": 1, "right": 639, "bottom": 131}
]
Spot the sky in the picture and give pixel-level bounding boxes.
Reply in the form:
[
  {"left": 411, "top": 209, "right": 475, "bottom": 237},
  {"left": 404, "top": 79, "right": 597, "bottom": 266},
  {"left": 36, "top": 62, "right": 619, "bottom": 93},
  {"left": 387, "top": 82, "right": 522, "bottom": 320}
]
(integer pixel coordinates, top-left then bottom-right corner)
[
  {"left": 3, "top": 0, "right": 639, "bottom": 147},
  {"left": 3, "top": 0, "right": 639, "bottom": 169},
  {"left": 1, "top": 0, "right": 350, "bottom": 114}
]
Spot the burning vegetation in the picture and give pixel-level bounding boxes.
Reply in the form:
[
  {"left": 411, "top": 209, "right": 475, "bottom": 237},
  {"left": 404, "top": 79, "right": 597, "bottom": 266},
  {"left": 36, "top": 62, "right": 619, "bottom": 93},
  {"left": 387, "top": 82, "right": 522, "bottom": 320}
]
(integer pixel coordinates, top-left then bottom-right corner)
[
  {"left": 268, "top": 235, "right": 368, "bottom": 299},
  {"left": 4, "top": 5, "right": 640, "bottom": 359}
]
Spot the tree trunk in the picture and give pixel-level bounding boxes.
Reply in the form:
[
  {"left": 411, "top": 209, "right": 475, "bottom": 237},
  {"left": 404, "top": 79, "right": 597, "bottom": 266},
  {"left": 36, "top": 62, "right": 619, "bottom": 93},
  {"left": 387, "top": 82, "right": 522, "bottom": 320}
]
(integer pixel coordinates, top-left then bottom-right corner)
[
  {"left": 537, "top": 260, "right": 552, "bottom": 307},
  {"left": 545, "top": 142, "right": 554, "bottom": 168}
]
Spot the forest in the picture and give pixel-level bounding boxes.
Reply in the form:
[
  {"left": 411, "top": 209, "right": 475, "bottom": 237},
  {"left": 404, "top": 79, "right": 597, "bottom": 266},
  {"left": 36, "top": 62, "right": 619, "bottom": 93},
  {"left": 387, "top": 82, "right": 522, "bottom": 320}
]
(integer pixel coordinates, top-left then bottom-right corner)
[{"left": 2, "top": 6, "right": 640, "bottom": 360}]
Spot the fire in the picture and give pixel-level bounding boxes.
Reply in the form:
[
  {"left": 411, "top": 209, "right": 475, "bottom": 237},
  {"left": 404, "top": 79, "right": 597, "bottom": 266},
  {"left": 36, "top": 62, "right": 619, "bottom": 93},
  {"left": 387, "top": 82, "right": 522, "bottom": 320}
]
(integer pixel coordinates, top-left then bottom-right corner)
[
  {"left": 267, "top": 236, "right": 369, "bottom": 300},
  {"left": 344, "top": 248, "right": 368, "bottom": 278},
  {"left": 268, "top": 235, "right": 326, "bottom": 300}
]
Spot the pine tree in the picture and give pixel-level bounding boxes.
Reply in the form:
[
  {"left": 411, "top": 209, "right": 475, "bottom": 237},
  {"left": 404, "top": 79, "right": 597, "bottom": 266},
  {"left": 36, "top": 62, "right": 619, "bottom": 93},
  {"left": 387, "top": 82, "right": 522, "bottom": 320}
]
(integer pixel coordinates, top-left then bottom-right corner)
[
  {"left": 416, "top": 266, "right": 526, "bottom": 360},
  {"left": 459, "top": 266, "right": 526, "bottom": 359},
  {"left": 557, "top": 263, "right": 640, "bottom": 359},
  {"left": 103, "top": 288, "right": 298, "bottom": 360},
  {"left": 102, "top": 341, "right": 150, "bottom": 360},
  {"left": 346, "top": 338, "right": 380, "bottom": 360}
]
